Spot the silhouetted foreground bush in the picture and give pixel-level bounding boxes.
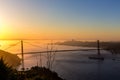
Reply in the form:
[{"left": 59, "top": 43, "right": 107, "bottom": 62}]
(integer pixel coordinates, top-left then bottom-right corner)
[
  {"left": 0, "top": 58, "right": 17, "bottom": 80},
  {"left": 0, "top": 58, "right": 65, "bottom": 80},
  {"left": 25, "top": 66, "right": 64, "bottom": 80}
]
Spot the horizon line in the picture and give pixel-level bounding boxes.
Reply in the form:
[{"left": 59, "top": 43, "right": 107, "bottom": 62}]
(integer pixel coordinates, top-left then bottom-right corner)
[{"left": 0, "top": 39, "right": 120, "bottom": 42}]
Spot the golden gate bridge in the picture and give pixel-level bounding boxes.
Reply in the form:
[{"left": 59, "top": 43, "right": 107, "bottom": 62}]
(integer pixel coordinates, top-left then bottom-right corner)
[{"left": 0, "top": 40, "right": 102, "bottom": 71}]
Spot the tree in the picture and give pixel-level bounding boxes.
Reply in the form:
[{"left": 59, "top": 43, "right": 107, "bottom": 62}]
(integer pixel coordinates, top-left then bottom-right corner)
[{"left": 0, "top": 58, "right": 14, "bottom": 80}]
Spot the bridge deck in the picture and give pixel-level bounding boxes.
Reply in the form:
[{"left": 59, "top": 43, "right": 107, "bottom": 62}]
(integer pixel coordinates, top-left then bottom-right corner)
[{"left": 16, "top": 49, "right": 103, "bottom": 55}]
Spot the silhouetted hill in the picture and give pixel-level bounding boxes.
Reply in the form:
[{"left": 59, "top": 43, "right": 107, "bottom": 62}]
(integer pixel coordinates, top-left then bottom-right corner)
[{"left": 0, "top": 50, "right": 21, "bottom": 68}]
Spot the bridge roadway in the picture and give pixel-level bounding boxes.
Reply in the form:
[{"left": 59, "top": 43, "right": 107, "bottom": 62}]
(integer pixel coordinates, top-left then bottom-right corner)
[{"left": 16, "top": 48, "right": 103, "bottom": 55}]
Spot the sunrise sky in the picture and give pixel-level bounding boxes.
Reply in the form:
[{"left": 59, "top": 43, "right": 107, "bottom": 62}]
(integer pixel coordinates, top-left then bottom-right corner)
[{"left": 0, "top": 0, "right": 120, "bottom": 41}]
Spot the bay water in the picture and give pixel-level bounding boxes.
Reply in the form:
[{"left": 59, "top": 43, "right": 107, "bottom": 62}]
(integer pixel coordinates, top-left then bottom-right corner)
[{"left": 0, "top": 40, "right": 120, "bottom": 80}]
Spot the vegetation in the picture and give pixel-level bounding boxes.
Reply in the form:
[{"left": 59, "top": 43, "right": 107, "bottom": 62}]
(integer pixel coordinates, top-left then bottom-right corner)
[
  {"left": 25, "top": 66, "right": 64, "bottom": 80},
  {"left": 0, "top": 58, "right": 65, "bottom": 80},
  {"left": 0, "top": 58, "right": 17, "bottom": 80}
]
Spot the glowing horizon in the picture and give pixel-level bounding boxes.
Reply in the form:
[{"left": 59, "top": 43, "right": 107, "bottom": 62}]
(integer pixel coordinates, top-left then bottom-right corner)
[{"left": 0, "top": 0, "right": 120, "bottom": 41}]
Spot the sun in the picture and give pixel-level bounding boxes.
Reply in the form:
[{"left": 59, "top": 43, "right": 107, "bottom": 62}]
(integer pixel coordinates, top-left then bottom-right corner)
[
  {"left": 0, "top": 20, "right": 2, "bottom": 33},
  {"left": 0, "top": 18, "right": 5, "bottom": 39},
  {"left": 0, "top": 18, "right": 4, "bottom": 32},
  {"left": 0, "top": 19, "right": 1, "bottom": 25},
  {"left": 0, "top": 18, "right": 8, "bottom": 32},
  {"left": 0, "top": 18, "right": 3, "bottom": 29},
  {"left": 0, "top": 19, "right": 12, "bottom": 39}
]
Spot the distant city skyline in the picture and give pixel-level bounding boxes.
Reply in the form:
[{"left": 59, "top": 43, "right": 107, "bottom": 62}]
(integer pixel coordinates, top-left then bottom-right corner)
[{"left": 0, "top": 0, "right": 120, "bottom": 41}]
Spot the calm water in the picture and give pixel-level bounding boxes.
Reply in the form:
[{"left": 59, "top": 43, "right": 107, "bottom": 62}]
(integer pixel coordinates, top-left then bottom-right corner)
[{"left": 0, "top": 40, "right": 120, "bottom": 80}]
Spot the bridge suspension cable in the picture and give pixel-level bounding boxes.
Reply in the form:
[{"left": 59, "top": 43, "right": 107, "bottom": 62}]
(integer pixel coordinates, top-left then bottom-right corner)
[
  {"left": 24, "top": 41, "right": 47, "bottom": 49},
  {"left": 3, "top": 41, "right": 21, "bottom": 50}
]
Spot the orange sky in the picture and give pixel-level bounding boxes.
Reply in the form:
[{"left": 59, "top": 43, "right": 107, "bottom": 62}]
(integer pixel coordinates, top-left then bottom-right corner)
[{"left": 0, "top": 0, "right": 120, "bottom": 41}]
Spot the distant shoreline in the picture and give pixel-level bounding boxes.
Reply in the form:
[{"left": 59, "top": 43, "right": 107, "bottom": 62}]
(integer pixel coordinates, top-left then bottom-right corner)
[{"left": 55, "top": 40, "right": 120, "bottom": 54}]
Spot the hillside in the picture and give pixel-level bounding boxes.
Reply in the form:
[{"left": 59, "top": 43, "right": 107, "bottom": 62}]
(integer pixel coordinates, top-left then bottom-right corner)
[{"left": 0, "top": 50, "right": 21, "bottom": 68}]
